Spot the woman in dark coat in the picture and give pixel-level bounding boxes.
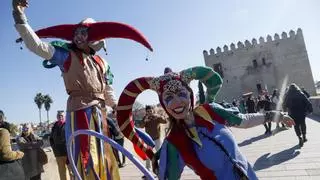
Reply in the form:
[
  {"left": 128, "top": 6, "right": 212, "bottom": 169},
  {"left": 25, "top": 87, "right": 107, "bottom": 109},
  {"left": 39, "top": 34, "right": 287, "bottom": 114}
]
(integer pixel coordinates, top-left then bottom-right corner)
[
  {"left": 283, "top": 83, "right": 313, "bottom": 147},
  {"left": 0, "top": 127, "right": 25, "bottom": 180},
  {"left": 0, "top": 110, "right": 25, "bottom": 180},
  {"left": 257, "top": 95, "right": 273, "bottom": 134},
  {"left": 17, "top": 124, "right": 44, "bottom": 180}
]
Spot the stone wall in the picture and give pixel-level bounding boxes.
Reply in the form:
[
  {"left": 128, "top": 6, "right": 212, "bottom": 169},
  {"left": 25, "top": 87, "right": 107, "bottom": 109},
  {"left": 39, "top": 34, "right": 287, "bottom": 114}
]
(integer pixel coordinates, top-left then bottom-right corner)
[
  {"left": 310, "top": 96, "right": 320, "bottom": 116},
  {"left": 203, "top": 29, "right": 316, "bottom": 102}
]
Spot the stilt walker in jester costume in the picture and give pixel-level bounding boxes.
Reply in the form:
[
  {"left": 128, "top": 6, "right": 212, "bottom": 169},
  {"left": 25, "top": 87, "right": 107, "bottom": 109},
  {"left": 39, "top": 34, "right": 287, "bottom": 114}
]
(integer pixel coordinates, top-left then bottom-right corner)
[
  {"left": 12, "top": 0, "right": 153, "bottom": 179},
  {"left": 116, "top": 66, "right": 295, "bottom": 180}
]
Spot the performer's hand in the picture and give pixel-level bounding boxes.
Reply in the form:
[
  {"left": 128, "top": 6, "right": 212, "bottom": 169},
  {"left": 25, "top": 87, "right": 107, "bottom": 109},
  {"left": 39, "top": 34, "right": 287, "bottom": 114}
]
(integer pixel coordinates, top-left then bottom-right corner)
[{"left": 12, "top": 0, "right": 28, "bottom": 13}]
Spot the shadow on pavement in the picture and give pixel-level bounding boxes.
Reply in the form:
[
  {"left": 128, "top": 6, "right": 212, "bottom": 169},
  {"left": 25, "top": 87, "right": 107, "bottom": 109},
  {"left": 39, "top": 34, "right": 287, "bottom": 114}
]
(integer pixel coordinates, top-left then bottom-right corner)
[
  {"left": 253, "top": 145, "right": 300, "bottom": 171},
  {"left": 238, "top": 127, "right": 289, "bottom": 147},
  {"left": 238, "top": 133, "right": 270, "bottom": 147},
  {"left": 308, "top": 114, "right": 320, "bottom": 123},
  {"left": 271, "top": 127, "right": 289, "bottom": 136}
]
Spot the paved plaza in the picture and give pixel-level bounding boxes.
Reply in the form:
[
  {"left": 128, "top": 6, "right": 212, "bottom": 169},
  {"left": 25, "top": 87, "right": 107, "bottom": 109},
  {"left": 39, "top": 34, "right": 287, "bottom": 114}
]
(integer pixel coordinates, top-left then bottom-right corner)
[{"left": 43, "top": 116, "right": 320, "bottom": 180}]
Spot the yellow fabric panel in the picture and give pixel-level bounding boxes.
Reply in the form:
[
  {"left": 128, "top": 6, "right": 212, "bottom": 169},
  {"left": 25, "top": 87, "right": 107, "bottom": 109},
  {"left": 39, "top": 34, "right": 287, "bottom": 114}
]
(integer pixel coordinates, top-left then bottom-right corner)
[
  {"left": 90, "top": 113, "right": 100, "bottom": 176},
  {"left": 194, "top": 106, "right": 212, "bottom": 121},
  {"left": 187, "top": 127, "right": 202, "bottom": 147},
  {"left": 107, "top": 145, "right": 120, "bottom": 180}
]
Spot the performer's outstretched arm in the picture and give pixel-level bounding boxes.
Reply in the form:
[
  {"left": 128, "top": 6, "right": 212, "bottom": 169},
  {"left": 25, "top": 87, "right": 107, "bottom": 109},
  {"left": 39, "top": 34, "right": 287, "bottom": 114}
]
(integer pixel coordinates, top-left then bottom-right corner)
[
  {"left": 235, "top": 112, "right": 294, "bottom": 129},
  {"left": 236, "top": 113, "right": 270, "bottom": 128},
  {"left": 209, "top": 103, "right": 294, "bottom": 129},
  {"left": 12, "top": 0, "right": 55, "bottom": 60}
]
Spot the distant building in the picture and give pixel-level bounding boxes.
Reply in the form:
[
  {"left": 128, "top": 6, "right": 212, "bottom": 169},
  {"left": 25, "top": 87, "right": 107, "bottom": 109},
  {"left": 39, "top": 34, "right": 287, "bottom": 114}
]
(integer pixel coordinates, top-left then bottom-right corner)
[
  {"left": 315, "top": 81, "right": 320, "bottom": 95},
  {"left": 203, "top": 28, "right": 316, "bottom": 101}
]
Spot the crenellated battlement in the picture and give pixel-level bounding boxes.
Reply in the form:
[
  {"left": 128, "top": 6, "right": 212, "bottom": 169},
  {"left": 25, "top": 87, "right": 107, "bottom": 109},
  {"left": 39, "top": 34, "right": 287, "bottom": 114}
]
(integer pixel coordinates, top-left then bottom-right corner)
[{"left": 203, "top": 28, "right": 303, "bottom": 57}]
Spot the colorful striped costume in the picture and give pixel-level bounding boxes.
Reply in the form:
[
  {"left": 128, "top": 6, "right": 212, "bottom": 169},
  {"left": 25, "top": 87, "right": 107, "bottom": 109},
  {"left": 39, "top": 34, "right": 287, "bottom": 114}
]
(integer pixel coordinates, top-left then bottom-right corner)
[
  {"left": 65, "top": 106, "right": 119, "bottom": 180},
  {"left": 14, "top": 17, "right": 153, "bottom": 180},
  {"left": 158, "top": 103, "right": 258, "bottom": 180},
  {"left": 47, "top": 39, "right": 121, "bottom": 180},
  {"left": 116, "top": 66, "right": 282, "bottom": 180}
]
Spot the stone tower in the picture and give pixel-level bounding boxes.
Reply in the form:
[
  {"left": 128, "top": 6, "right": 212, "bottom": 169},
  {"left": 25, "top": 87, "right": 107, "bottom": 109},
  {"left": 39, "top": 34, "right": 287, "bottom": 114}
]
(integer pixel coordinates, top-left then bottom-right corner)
[{"left": 203, "top": 28, "right": 316, "bottom": 101}]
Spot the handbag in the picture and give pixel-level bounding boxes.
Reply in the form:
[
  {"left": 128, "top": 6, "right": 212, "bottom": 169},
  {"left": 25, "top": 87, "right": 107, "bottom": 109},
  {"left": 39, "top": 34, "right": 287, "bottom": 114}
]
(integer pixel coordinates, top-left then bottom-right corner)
[{"left": 38, "top": 148, "right": 48, "bottom": 165}]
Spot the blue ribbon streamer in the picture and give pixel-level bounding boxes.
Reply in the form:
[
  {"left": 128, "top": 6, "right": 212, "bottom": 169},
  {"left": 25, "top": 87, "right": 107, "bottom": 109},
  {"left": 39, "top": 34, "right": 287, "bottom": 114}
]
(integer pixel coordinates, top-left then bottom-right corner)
[{"left": 67, "top": 129, "right": 155, "bottom": 180}]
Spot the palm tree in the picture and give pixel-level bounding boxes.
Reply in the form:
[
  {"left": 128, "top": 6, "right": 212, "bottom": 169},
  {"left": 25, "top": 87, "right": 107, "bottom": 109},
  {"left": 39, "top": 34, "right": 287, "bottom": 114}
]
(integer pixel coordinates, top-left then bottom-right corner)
[
  {"left": 34, "top": 93, "right": 44, "bottom": 125},
  {"left": 43, "top": 94, "right": 53, "bottom": 124}
]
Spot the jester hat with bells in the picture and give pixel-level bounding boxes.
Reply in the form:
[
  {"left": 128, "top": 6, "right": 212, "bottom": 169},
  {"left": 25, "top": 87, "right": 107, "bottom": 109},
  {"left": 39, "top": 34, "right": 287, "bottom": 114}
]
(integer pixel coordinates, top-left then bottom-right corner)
[
  {"left": 17, "top": 18, "right": 153, "bottom": 52},
  {"left": 116, "top": 66, "right": 223, "bottom": 160}
]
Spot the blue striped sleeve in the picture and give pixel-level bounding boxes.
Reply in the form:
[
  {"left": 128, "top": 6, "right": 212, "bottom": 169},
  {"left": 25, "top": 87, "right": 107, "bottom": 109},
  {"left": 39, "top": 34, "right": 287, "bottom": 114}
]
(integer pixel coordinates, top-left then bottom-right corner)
[{"left": 48, "top": 47, "right": 69, "bottom": 71}]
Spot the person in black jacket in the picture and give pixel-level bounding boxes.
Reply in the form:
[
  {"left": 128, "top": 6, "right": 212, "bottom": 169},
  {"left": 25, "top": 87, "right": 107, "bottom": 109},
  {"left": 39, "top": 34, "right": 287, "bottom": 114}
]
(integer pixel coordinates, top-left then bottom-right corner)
[
  {"left": 17, "top": 124, "right": 44, "bottom": 180},
  {"left": 257, "top": 95, "right": 272, "bottom": 134},
  {"left": 107, "top": 110, "right": 126, "bottom": 168},
  {"left": 49, "top": 111, "right": 70, "bottom": 180},
  {"left": 283, "top": 83, "right": 313, "bottom": 147},
  {"left": 246, "top": 95, "right": 256, "bottom": 113}
]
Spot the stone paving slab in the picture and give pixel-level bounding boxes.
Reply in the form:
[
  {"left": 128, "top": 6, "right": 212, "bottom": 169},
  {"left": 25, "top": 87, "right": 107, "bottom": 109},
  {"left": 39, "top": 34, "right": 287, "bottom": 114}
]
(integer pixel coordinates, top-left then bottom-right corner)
[
  {"left": 43, "top": 116, "right": 320, "bottom": 179},
  {"left": 119, "top": 116, "right": 320, "bottom": 179},
  {"left": 231, "top": 116, "right": 320, "bottom": 180}
]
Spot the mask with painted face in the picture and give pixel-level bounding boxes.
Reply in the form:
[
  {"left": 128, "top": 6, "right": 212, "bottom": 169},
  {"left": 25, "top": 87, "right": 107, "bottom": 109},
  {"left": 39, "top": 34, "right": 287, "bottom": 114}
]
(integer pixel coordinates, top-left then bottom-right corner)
[{"left": 161, "top": 85, "right": 191, "bottom": 120}]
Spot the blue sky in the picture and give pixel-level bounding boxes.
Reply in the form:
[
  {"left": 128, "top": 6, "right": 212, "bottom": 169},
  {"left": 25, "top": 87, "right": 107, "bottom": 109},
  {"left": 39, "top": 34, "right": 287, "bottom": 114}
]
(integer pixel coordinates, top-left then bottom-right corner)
[{"left": 1, "top": 0, "right": 319, "bottom": 124}]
